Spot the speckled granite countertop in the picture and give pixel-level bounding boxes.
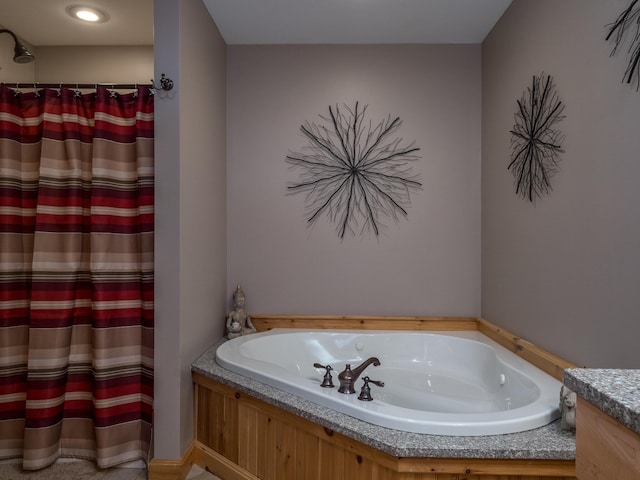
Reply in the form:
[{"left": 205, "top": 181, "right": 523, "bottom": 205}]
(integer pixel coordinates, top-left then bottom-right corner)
[
  {"left": 564, "top": 368, "right": 640, "bottom": 436},
  {"left": 192, "top": 342, "right": 575, "bottom": 460}
]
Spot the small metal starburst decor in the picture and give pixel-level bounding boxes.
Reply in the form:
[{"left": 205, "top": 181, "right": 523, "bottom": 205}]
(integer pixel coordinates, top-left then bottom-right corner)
[
  {"left": 606, "top": 0, "right": 640, "bottom": 90},
  {"left": 286, "top": 102, "right": 422, "bottom": 238},
  {"left": 508, "top": 74, "right": 566, "bottom": 202}
]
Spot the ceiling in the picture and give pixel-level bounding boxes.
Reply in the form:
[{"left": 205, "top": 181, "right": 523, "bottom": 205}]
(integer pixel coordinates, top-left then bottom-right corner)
[
  {"left": 0, "top": 0, "right": 154, "bottom": 46},
  {"left": 0, "top": 0, "right": 512, "bottom": 47},
  {"left": 203, "top": 0, "right": 513, "bottom": 45}
]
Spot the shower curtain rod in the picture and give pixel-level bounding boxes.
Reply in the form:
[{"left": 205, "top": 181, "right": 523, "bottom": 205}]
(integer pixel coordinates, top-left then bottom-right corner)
[
  {"left": 7, "top": 82, "right": 150, "bottom": 89},
  {"left": 3, "top": 74, "right": 174, "bottom": 92}
]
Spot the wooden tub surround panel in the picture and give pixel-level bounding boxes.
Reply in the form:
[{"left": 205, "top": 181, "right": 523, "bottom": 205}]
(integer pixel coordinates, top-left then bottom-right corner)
[
  {"left": 575, "top": 397, "right": 640, "bottom": 480},
  {"left": 191, "top": 315, "right": 577, "bottom": 480},
  {"left": 193, "top": 374, "right": 576, "bottom": 480}
]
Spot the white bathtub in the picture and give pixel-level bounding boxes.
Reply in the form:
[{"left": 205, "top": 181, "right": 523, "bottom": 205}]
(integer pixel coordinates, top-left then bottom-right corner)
[{"left": 215, "top": 329, "right": 562, "bottom": 436}]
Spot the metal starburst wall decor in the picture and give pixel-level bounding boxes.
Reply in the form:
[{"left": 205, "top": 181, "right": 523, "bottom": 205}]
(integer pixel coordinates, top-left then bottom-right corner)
[
  {"left": 606, "top": 0, "right": 640, "bottom": 90},
  {"left": 508, "top": 74, "right": 566, "bottom": 203},
  {"left": 286, "top": 102, "right": 422, "bottom": 238}
]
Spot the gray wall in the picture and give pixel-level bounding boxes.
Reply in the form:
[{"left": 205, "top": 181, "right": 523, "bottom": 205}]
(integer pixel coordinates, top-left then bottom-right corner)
[
  {"left": 153, "top": 0, "right": 227, "bottom": 459},
  {"left": 0, "top": 43, "right": 152, "bottom": 85},
  {"left": 0, "top": 29, "right": 35, "bottom": 82},
  {"left": 482, "top": 0, "right": 640, "bottom": 368},
  {"left": 34, "top": 46, "right": 153, "bottom": 84},
  {"left": 227, "top": 45, "right": 482, "bottom": 317}
]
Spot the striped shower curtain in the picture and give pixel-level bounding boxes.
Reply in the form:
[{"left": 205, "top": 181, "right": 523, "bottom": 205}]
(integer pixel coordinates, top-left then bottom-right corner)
[{"left": 0, "top": 85, "right": 154, "bottom": 470}]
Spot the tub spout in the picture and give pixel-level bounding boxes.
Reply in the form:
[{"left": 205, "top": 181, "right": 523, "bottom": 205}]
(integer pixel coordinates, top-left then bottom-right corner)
[{"left": 337, "top": 357, "right": 380, "bottom": 394}]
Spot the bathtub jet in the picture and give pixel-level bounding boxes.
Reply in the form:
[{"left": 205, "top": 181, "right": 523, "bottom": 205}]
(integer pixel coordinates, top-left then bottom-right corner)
[{"left": 215, "top": 329, "right": 563, "bottom": 436}]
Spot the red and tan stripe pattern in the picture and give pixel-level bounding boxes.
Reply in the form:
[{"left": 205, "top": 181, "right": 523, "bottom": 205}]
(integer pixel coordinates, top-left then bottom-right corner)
[{"left": 0, "top": 85, "right": 153, "bottom": 470}]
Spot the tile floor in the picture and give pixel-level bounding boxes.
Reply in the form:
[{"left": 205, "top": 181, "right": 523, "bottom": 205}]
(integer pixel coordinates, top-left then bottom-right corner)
[{"left": 0, "top": 459, "right": 221, "bottom": 480}]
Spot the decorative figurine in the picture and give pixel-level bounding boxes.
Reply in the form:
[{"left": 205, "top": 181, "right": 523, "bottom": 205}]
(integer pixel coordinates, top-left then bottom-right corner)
[
  {"left": 559, "top": 385, "right": 576, "bottom": 431},
  {"left": 225, "top": 285, "right": 256, "bottom": 339}
]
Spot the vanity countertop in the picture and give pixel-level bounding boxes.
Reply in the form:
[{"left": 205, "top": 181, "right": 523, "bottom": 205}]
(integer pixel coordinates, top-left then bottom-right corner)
[
  {"left": 192, "top": 342, "right": 576, "bottom": 461},
  {"left": 564, "top": 368, "right": 640, "bottom": 436}
]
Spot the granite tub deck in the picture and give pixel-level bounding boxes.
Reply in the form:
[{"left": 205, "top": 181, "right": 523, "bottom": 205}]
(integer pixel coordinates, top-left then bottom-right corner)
[
  {"left": 192, "top": 341, "right": 576, "bottom": 461},
  {"left": 564, "top": 368, "right": 640, "bottom": 435}
]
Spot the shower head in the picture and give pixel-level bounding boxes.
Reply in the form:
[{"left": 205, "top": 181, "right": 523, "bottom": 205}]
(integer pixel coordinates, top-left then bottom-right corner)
[{"left": 0, "top": 28, "right": 35, "bottom": 63}]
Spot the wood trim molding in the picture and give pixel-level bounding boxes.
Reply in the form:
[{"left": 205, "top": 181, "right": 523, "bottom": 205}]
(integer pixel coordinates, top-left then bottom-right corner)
[
  {"left": 148, "top": 441, "right": 195, "bottom": 480},
  {"left": 397, "top": 457, "right": 575, "bottom": 476},
  {"left": 476, "top": 318, "right": 575, "bottom": 380},
  {"left": 250, "top": 314, "right": 479, "bottom": 332},
  {"left": 195, "top": 441, "right": 261, "bottom": 480}
]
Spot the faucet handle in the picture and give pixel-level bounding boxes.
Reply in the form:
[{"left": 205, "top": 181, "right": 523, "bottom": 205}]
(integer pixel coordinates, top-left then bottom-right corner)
[
  {"left": 358, "top": 376, "right": 384, "bottom": 401},
  {"left": 313, "top": 363, "right": 335, "bottom": 388}
]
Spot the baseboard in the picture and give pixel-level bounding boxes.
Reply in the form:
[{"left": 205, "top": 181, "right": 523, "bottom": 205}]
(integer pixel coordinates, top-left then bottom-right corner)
[
  {"left": 148, "top": 441, "right": 195, "bottom": 480},
  {"left": 194, "top": 442, "right": 260, "bottom": 480}
]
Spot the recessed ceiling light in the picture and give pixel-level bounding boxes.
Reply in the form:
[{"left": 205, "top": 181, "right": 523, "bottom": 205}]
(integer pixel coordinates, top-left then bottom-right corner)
[{"left": 66, "top": 5, "right": 109, "bottom": 23}]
